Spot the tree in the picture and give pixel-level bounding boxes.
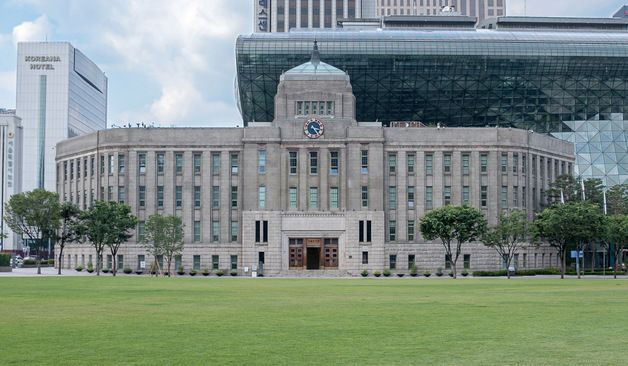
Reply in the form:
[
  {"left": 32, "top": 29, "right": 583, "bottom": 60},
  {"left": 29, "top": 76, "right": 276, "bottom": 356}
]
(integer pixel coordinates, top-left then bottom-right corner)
[
  {"left": 420, "top": 205, "right": 487, "bottom": 278},
  {"left": 546, "top": 175, "right": 604, "bottom": 209},
  {"left": 79, "top": 201, "right": 137, "bottom": 276},
  {"left": 142, "top": 214, "right": 185, "bottom": 277},
  {"left": 606, "top": 184, "right": 628, "bottom": 215},
  {"left": 55, "top": 202, "right": 81, "bottom": 275},
  {"left": 602, "top": 215, "right": 628, "bottom": 279},
  {"left": 3, "top": 189, "right": 61, "bottom": 275},
  {"left": 532, "top": 202, "right": 605, "bottom": 279},
  {"left": 481, "top": 210, "right": 530, "bottom": 279}
]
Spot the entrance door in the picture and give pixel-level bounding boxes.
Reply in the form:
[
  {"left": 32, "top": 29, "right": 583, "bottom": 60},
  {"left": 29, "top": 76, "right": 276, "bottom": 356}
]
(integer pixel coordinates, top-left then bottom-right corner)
[{"left": 307, "top": 248, "right": 321, "bottom": 269}]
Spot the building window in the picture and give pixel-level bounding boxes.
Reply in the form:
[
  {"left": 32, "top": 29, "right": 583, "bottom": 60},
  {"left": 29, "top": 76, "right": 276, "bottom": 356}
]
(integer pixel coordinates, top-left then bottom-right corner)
[
  {"left": 407, "top": 153, "right": 415, "bottom": 174},
  {"left": 289, "top": 151, "right": 298, "bottom": 175},
  {"left": 445, "top": 254, "right": 452, "bottom": 270},
  {"left": 388, "top": 186, "right": 397, "bottom": 210},
  {"left": 231, "top": 186, "right": 238, "bottom": 208},
  {"left": 107, "top": 186, "right": 113, "bottom": 201},
  {"left": 481, "top": 186, "right": 488, "bottom": 208},
  {"left": 462, "top": 186, "right": 470, "bottom": 205},
  {"left": 193, "top": 255, "right": 201, "bottom": 271},
  {"left": 462, "top": 153, "right": 470, "bottom": 175},
  {"left": 258, "top": 186, "right": 266, "bottom": 209},
  {"left": 425, "top": 186, "right": 433, "bottom": 210},
  {"left": 480, "top": 153, "right": 488, "bottom": 173},
  {"left": 309, "top": 151, "right": 318, "bottom": 174},
  {"left": 463, "top": 254, "right": 471, "bottom": 270},
  {"left": 443, "top": 153, "right": 452, "bottom": 174},
  {"left": 193, "top": 153, "right": 202, "bottom": 175},
  {"left": 388, "top": 220, "right": 396, "bottom": 241},
  {"left": 361, "top": 186, "right": 369, "bottom": 208},
  {"left": 501, "top": 186, "right": 508, "bottom": 209},
  {"left": 174, "top": 153, "right": 183, "bottom": 174},
  {"left": 116, "top": 154, "right": 125, "bottom": 175},
  {"left": 108, "top": 154, "right": 114, "bottom": 175},
  {"left": 174, "top": 255, "right": 182, "bottom": 270},
  {"left": 137, "top": 254, "right": 145, "bottom": 270},
  {"left": 361, "top": 149, "right": 368, "bottom": 174},
  {"left": 255, "top": 220, "right": 269, "bottom": 243},
  {"left": 211, "top": 186, "right": 220, "bottom": 208},
  {"left": 513, "top": 154, "right": 519, "bottom": 174},
  {"left": 212, "top": 255, "right": 219, "bottom": 270},
  {"left": 100, "top": 155, "right": 105, "bottom": 175},
  {"left": 425, "top": 154, "right": 433, "bottom": 175},
  {"left": 408, "top": 254, "right": 416, "bottom": 269},
  {"left": 407, "top": 186, "right": 415, "bottom": 209},
  {"left": 230, "top": 153, "right": 239, "bottom": 175},
  {"left": 231, "top": 221, "right": 238, "bottom": 242},
  {"left": 90, "top": 156, "right": 95, "bottom": 176},
  {"left": 389, "top": 255, "right": 397, "bottom": 270},
  {"left": 388, "top": 153, "right": 397, "bottom": 174},
  {"left": 137, "top": 221, "right": 145, "bottom": 242},
  {"left": 522, "top": 155, "right": 527, "bottom": 174},
  {"left": 522, "top": 186, "right": 527, "bottom": 208},
  {"left": 329, "top": 151, "right": 339, "bottom": 174},
  {"left": 194, "top": 221, "right": 201, "bottom": 242},
  {"left": 231, "top": 255, "right": 238, "bottom": 270},
  {"left": 138, "top": 153, "right": 146, "bottom": 174},
  {"left": 501, "top": 153, "right": 508, "bottom": 173},
  {"left": 258, "top": 150, "right": 266, "bottom": 174},
  {"left": 64, "top": 161, "right": 68, "bottom": 181},
  {"left": 212, "top": 220, "right": 220, "bottom": 242},
  {"left": 289, "top": 187, "right": 297, "bottom": 209},
  {"left": 309, "top": 187, "right": 318, "bottom": 209},
  {"left": 513, "top": 186, "right": 519, "bottom": 207},
  {"left": 444, "top": 186, "right": 452, "bottom": 206},
  {"left": 156, "top": 153, "right": 165, "bottom": 175},
  {"left": 362, "top": 251, "right": 368, "bottom": 265},
  {"left": 329, "top": 187, "right": 339, "bottom": 209},
  {"left": 194, "top": 186, "right": 201, "bottom": 208},
  {"left": 118, "top": 186, "right": 125, "bottom": 203},
  {"left": 212, "top": 153, "right": 220, "bottom": 175},
  {"left": 175, "top": 186, "right": 182, "bottom": 208},
  {"left": 77, "top": 160, "right": 80, "bottom": 179},
  {"left": 117, "top": 255, "right": 124, "bottom": 270},
  {"left": 157, "top": 186, "right": 164, "bottom": 208},
  {"left": 407, "top": 220, "right": 415, "bottom": 241}
]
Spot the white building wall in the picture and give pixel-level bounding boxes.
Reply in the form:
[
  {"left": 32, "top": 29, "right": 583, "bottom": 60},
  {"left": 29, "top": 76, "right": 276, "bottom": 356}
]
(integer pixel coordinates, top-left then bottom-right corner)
[{"left": 0, "top": 111, "right": 23, "bottom": 251}]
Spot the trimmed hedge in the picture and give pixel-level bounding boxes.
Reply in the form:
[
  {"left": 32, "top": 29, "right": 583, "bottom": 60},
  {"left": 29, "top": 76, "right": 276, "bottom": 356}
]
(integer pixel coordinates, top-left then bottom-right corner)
[
  {"left": 471, "top": 268, "right": 625, "bottom": 277},
  {"left": 0, "top": 253, "right": 10, "bottom": 266}
]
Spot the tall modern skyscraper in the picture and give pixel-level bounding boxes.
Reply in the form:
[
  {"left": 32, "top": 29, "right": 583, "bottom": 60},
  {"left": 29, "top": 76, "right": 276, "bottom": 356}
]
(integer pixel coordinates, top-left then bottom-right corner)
[
  {"left": 376, "top": 0, "right": 505, "bottom": 20},
  {"left": 0, "top": 109, "right": 23, "bottom": 251},
  {"left": 16, "top": 42, "right": 107, "bottom": 192}
]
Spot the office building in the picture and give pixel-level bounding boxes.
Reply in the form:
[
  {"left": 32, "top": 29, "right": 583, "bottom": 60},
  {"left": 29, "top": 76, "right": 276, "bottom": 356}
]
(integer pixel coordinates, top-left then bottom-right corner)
[
  {"left": 16, "top": 42, "right": 107, "bottom": 192},
  {"left": 376, "top": 0, "right": 505, "bottom": 20},
  {"left": 0, "top": 109, "right": 23, "bottom": 251},
  {"left": 57, "top": 48, "right": 573, "bottom": 275}
]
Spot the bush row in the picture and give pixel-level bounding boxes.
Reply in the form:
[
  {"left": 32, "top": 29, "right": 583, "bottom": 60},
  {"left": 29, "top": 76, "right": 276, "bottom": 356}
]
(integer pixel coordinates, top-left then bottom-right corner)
[
  {"left": 472, "top": 268, "right": 625, "bottom": 277},
  {"left": 22, "top": 259, "right": 54, "bottom": 265},
  {"left": 0, "top": 253, "right": 10, "bottom": 267}
]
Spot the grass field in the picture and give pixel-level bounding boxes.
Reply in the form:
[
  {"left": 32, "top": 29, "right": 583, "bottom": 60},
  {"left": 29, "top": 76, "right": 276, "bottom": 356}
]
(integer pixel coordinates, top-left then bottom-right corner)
[{"left": 0, "top": 277, "right": 626, "bottom": 365}]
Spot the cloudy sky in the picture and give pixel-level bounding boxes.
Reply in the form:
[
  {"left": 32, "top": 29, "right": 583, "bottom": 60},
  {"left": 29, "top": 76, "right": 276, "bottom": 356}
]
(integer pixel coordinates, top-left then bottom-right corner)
[{"left": 0, "top": 0, "right": 625, "bottom": 127}]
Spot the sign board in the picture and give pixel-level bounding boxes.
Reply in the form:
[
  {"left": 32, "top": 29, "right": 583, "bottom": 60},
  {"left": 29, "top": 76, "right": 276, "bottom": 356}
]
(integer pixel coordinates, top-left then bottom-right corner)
[
  {"left": 570, "top": 250, "right": 584, "bottom": 259},
  {"left": 140, "top": 261, "right": 146, "bottom": 269}
]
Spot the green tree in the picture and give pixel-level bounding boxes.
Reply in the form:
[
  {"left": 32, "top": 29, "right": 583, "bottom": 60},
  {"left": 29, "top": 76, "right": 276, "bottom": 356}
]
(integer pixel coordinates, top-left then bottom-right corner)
[
  {"left": 606, "top": 184, "right": 628, "bottom": 215},
  {"left": 79, "top": 201, "right": 137, "bottom": 276},
  {"left": 55, "top": 202, "right": 81, "bottom": 275},
  {"left": 602, "top": 215, "right": 628, "bottom": 279},
  {"left": 420, "top": 205, "right": 487, "bottom": 278},
  {"left": 532, "top": 202, "right": 605, "bottom": 279},
  {"left": 481, "top": 210, "right": 530, "bottom": 279},
  {"left": 3, "top": 189, "right": 61, "bottom": 274},
  {"left": 546, "top": 174, "right": 580, "bottom": 204},
  {"left": 142, "top": 214, "right": 185, "bottom": 277}
]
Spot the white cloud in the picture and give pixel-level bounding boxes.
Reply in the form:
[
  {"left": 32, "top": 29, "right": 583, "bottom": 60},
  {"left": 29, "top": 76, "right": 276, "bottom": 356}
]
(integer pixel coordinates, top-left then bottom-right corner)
[
  {"left": 12, "top": 15, "right": 52, "bottom": 46},
  {"left": 0, "top": 70, "right": 16, "bottom": 108}
]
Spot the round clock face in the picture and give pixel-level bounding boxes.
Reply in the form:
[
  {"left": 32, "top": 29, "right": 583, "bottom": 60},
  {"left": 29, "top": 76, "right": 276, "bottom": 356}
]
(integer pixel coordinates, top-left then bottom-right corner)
[{"left": 304, "top": 118, "right": 324, "bottom": 139}]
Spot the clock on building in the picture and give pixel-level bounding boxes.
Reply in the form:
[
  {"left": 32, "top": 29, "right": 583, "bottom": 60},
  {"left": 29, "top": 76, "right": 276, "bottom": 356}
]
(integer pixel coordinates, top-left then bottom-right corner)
[{"left": 304, "top": 118, "right": 324, "bottom": 139}]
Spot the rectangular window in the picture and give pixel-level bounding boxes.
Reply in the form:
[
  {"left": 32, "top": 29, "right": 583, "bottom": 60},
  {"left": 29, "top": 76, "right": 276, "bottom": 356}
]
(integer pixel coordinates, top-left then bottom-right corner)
[
  {"left": 231, "top": 255, "right": 238, "bottom": 270},
  {"left": 117, "top": 254, "right": 124, "bottom": 270},
  {"left": 513, "top": 186, "right": 519, "bottom": 207},
  {"left": 309, "top": 187, "right": 318, "bottom": 209},
  {"left": 366, "top": 220, "right": 372, "bottom": 242},
  {"left": 212, "top": 220, "right": 220, "bottom": 242},
  {"left": 77, "top": 160, "right": 80, "bottom": 179},
  {"left": 100, "top": 155, "right": 105, "bottom": 175},
  {"left": 289, "top": 187, "right": 297, "bottom": 209},
  {"left": 212, "top": 153, "right": 220, "bottom": 175},
  {"left": 289, "top": 151, "right": 298, "bottom": 175},
  {"left": 137, "top": 221, "right": 145, "bottom": 242},
  {"left": 90, "top": 156, "right": 95, "bottom": 176},
  {"left": 309, "top": 151, "right": 318, "bottom": 174},
  {"left": 481, "top": 186, "right": 488, "bottom": 208},
  {"left": 157, "top": 186, "right": 164, "bottom": 208},
  {"left": 362, "top": 251, "right": 368, "bottom": 265},
  {"left": 522, "top": 155, "right": 527, "bottom": 174},
  {"left": 361, "top": 186, "right": 369, "bottom": 208},
  {"left": 175, "top": 186, "right": 183, "bottom": 208},
  {"left": 445, "top": 254, "right": 452, "bottom": 270},
  {"left": 462, "top": 186, "right": 470, "bottom": 205},
  {"left": 513, "top": 154, "right": 519, "bottom": 174},
  {"left": 258, "top": 186, "right": 266, "bottom": 209},
  {"left": 389, "top": 220, "right": 396, "bottom": 241},
  {"left": 425, "top": 186, "right": 433, "bottom": 210},
  {"left": 407, "top": 186, "right": 415, "bottom": 209},
  {"left": 138, "top": 153, "right": 146, "bottom": 174},
  {"left": 193, "top": 255, "right": 201, "bottom": 271},
  {"left": 194, "top": 221, "right": 201, "bottom": 242},
  {"left": 329, "top": 187, "right": 339, "bottom": 209},
  {"left": 118, "top": 186, "right": 125, "bottom": 203},
  {"left": 443, "top": 153, "right": 452, "bottom": 174},
  {"left": 156, "top": 153, "right": 164, "bottom": 174},
  {"left": 388, "top": 153, "right": 397, "bottom": 174},
  {"left": 407, "top": 153, "right": 415, "bottom": 174},
  {"left": 175, "top": 255, "right": 182, "bottom": 270},
  {"left": 255, "top": 220, "right": 269, "bottom": 243},
  {"left": 463, "top": 254, "right": 471, "bottom": 270},
  {"left": 108, "top": 154, "right": 114, "bottom": 175},
  {"left": 230, "top": 153, "right": 239, "bottom": 175},
  {"left": 212, "top": 255, "right": 219, "bottom": 270},
  {"left": 501, "top": 186, "right": 508, "bottom": 209},
  {"left": 194, "top": 186, "right": 201, "bottom": 208},
  {"left": 107, "top": 186, "right": 113, "bottom": 201},
  {"left": 231, "top": 186, "right": 238, "bottom": 208},
  {"left": 408, "top": 254, "right": 416, "bottom": 268},
  {"left": 425, "top": 154, "right": 433, "bottom": 175},
  {"left": 211, "top": 186, "right": 220, "bottom": 208},
  {"left": 389, "top": 255, "right": 397, "bottom": 270},
  {"left": 462, "top": 153, "right": 470, "bottom": 175},
  {"left": 64, "top": 161, "right": 68, "bottom": 181},
  {"left": 137, "top": 254, "right": 145, "bottom": 270},
  {"left": 231, "top": 221, "right": 238, "bottom": 242},
  {"left": 388, "top": 186, "right": 397, "bottom": 210},
  {"left": 118, "top": 154, "right": 125, "bottom": 174},
  {"left": 361, "top": 150, "right": 368, "bottom": 174},
  {"left": 501, "top": 153, "right": 508, "bottom": 173},
  {"left": 522, "top": 186, "right": 527, "bottom": 208},
  {"left": 480, "top": 153, "right": 488, "bottom": 173},
  {"left": 359, "top": 220, "right": 364, "bottom": 242},
  {"left": 329, "top": 151, "right": 339, "bottom": 174},
  {"left": 407, "top": 220, "right": 415, "bottom": 241},
  {"left": 70, "top": 161, "right": 74, "bottom": 180},
  {"left": 258, "top": 150, "right": 266, "bottom": 174},
  {"left": 175, "top": 153, "right": 183, "bottom": 174},
  {"left": 444, "top": 186, "right": 452, "bottom": 206},
  {"left": 193, "top": 153, "right": 202, "bottom": 175}
]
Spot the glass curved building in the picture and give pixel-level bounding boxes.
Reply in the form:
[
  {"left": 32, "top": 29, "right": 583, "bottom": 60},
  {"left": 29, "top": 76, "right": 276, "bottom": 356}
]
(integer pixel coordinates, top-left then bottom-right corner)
[{"left": 236, "top": 30, "right": 628, "bottom": 185}]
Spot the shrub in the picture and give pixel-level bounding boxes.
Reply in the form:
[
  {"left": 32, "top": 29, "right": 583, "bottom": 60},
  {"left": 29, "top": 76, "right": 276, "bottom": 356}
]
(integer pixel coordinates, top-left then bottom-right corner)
[
  {"left": 86, "top": 263, "right": 94, "bottom": 273},
  {"left": 423, "top": 270, "right": 431, "bottom": 277},
  {"left": 436, "top": 267, "right": 444, "bottom": 277},
  {"left": 75, "top": 266, "right": 83, "bottom": 272},
  {"left": 230, "top": 269, "right": 238, "bottom": 276},
  {"left": 396, "top": 273, "right": 405, "bottom": 277},
  {"left": 135, "top": 270, "right": 143, "bottom": 275},
  {"left": 448, "top": 272, "right": 454, "bottom": 277},
  {"left": 23, "top": 259, "right": 36, "bottom": 265},
  {"left": 102, "top": 268, "right": 110, "bottom": 273},
  {"left": 202, "top": 268, "right": 210, "bottom": 276},
  {"left": 47, "top": 259, "right": 55, "bottom": 265},
  {"left": 461, "top": 270, "right": 469, "bottom": 277},
  {"left": 361, "top": 270, "right": 369, "bottom": 277},
  {"left": 373, "top": 271, "right": 381, "bottom": 277},
  {"left": 216, "top": 269, "right": 225, "bottom": 277},
  {"left": 177, "top": 266, "right": 185, "bottom": 276},
  {"left": 123, "top": 267, "right": 132, "bottom": 274},
  {"left": 383, "top": 269, "right": 391, "bottom": 277},
  {"left": 0, "top": 254, "right": 10, "bottom": 267},
  {"left": 189, "top": 270, "right": 197, "bottom": 276},
  {"left": 409, "top": 265, "right": 418, "bottom": 277}
]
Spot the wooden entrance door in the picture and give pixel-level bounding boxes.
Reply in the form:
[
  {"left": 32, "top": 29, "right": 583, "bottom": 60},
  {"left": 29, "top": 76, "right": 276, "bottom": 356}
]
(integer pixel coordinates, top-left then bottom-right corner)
[
  {"left": 289, "top": 238, "right": 304, "bottom": 268},
  {"left": 323, "top": 238, "right": 339, "bottom": 269}
]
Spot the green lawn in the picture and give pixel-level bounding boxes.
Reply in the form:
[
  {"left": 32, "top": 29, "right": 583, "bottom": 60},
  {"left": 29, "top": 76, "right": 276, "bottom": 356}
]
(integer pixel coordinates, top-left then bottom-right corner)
[{"left": 0, "top": 277, "right": 626, "bottom": 365}]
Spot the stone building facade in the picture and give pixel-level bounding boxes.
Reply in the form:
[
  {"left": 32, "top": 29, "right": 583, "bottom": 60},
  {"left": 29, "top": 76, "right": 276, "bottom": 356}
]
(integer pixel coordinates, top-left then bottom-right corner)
[{"left": 56, "top": 52, "right": 574, "bottom": 276}]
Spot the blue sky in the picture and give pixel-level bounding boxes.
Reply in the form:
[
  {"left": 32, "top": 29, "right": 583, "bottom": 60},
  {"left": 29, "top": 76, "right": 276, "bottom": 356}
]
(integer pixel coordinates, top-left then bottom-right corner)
[{"left": 0, "top": 0, "right": 625, "bottom": 127}]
